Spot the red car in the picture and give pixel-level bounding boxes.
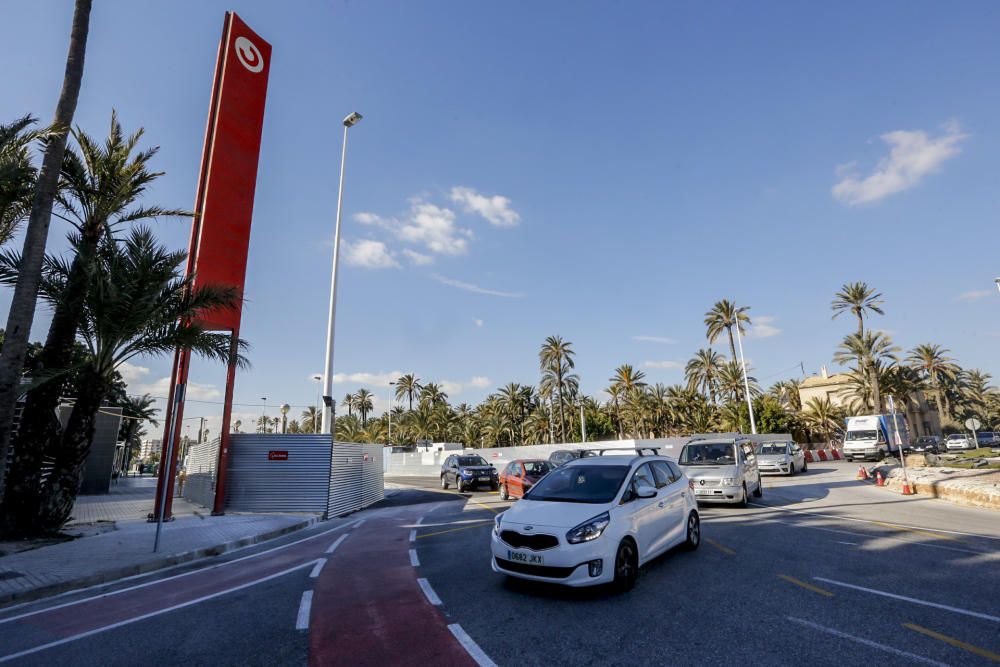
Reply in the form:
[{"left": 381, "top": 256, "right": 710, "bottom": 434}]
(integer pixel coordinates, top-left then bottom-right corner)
[{"left": 498, "top": 459, "right": 553, "bottom": 500}]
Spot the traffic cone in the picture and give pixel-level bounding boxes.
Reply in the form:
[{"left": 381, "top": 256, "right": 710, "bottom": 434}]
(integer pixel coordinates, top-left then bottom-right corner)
[
  {"left": 901, "top": 480, "right": 915, "bottom": 495},
  {"left": 875, "top": 471, "right": 884, "bottom": 487},
  {"left": 856, "top": 466, "right": 866, "bottom": 480}
]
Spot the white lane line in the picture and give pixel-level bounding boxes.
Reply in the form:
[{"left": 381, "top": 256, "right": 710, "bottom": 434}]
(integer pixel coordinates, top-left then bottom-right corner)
[
  {"left": 416, "top": 578, "right": 441, "bottom": 606},
  {"left": 409, "top": 549, "right": 420, "bottom": 567},
  {"left": 749, "top": 501, "right": 1000, "bottom": 541},
  {"left": 791, "top": 523, "right": 987, "bottom": 557},
  {"left": 409, "top": 529, "right": 417, "bottom": 543},
  {"left": 0, "top": 561, "right": 315, "bottom": 663},
  {"left": 309, "top": 558, "right": 327, "bottom": 578},
  {"left": 0, "top": 520, "right": 352, "bottom": 626},
  {"left": 448, "top": 623, "right": 498, "bottom": 667},
  {"left": 835, "top": 541, "right": 858, "bottom": 546},
  {"left": 415, "top": 516, "right": 424, "bottom": 526},
  {"left": 814, "top": 577, "right": 1000, "bottom": 623},
  {"left": 295, "top": 590, "right": 313, "bottom": 630},
  {"left": 785, "top": 617, "right": 948, "bottom": 667},
  {"left": 353, "top": 519, "right": 366, "bottom": 528},
  {"left": 325, "top": 534, "right": 348, "bottom": 554}
]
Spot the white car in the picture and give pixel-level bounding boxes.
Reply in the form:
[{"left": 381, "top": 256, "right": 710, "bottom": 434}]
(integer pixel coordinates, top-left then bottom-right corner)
[
  {"left": 945, "top": 434, "right": 972, "bottom": 450},
  {"left": 491, "top": 454, "right": 700, "bottom": 591},
  {"left": 757, "top": 441, "right": 807, "bottom": 475}
]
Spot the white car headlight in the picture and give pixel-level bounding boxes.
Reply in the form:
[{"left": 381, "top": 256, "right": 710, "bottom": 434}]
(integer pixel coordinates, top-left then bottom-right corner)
[
  {"left": 566, "top": 512, "right": 611, "bottom": 544},
  {"left": 722, "top": 477, "right": 738, "bottom": 486}
]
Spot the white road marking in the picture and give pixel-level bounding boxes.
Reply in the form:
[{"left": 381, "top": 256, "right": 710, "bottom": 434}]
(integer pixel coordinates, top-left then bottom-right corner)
[
  {"left": 789, "top": 523, "right": 988, "bottom": 557},
  {"left": 448, "top": 623, "right": 498, "bottom": 667},
  {"left": 409, "top": 549, "right": 420, "bottom": 567},
  {"left": 309, "top": 558, "right": 327, "bottom": 578},
  {"left": 0, "top": 520, "right": 353, "bottom": 626},
  {"left": 785, "top": 617, "right": 948, "bottom": 667},
  {"left": 0, "top": 562, "right": 315, "bottom": 663},
  {"left": 295, "top": 590, "right": 313, "bottom": 630},
  {"left": 814, "top": 577, "right": 1000, "bottom": 623},
  {"left": 409, "top": 529, "right": 417, "bottom": 542},
  {"left": 415, "top": 516, "right": 424, "bottom": 526},
  {"left": 750, "top": 501, "right": 1000, "bottom": 541},
  {"left": 835, "top": 541, "right": 858, "bottom": 546},
  {"left": 353, "top": 519, "right": 366, "bottom": 528},
  {"left": 417, "top": 578, "right": 441, "bottom": 605},
  {"left": 325, "top": 534, "right": 348, "bottom": 554}
]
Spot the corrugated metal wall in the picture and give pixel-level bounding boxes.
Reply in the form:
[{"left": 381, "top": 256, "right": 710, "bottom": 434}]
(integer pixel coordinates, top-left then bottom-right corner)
[
  {"left": 326, "top": 442, "right": 384, "bottom": 517},
  {"left": 184, "top": 437, "right": 220, "bottom": 509},
  {"left": 225, "top": 434, "right": 332, "bottom": 513}
]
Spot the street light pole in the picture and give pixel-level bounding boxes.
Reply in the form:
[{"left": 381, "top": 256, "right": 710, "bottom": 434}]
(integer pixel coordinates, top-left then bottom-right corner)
[
  {"left": 312, "top": 374, "right": 322, "bottom": 433},
  {"left": 734, "top": 322, "right": 757, "bottom": 434},
  {"left": 388, "top": 381, "right": 396, "bottom": 447},
  {"left": 321, "top": 112, "right": 363, "bottom": 435}
]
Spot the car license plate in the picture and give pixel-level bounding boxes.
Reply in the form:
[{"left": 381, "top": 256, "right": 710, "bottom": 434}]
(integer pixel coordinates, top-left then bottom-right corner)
[
  {"left": 478, "top": 477, "right": 490, "bottom": 482},
  {"left": 508, "top": 550, "right": 543, "bottom": 565},
  {"left": 696, "top": 488, "right": 709, "bottom": 495}
]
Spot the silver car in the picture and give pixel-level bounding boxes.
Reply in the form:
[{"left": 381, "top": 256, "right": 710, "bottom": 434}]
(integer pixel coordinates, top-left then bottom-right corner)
[
  {"left": 757, "top": 441, "right": 807, "bottom": 475},
  {"left": 677, "top": 438, "right": 763, "bottom": 507}
]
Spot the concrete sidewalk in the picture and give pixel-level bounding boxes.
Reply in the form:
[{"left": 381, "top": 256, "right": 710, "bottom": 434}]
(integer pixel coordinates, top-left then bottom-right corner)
[{"left": 0, "top": 512, "right": 319, "bottom": 606}]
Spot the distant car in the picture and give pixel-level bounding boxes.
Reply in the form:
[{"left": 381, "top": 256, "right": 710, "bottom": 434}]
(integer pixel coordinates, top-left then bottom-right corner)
[
  {"left": 974, "top": 432, "right": 996, "bottom": 447},
  {"left": 440, "top": 454, "right": 499, "bottom": 492},
  {"left": 491, "top": 454, "right": 700, "bottom": 591},
  {"left": 757, "top": 441, "right": 807, "bottom": 475},
  {"left": 498, "top": 459, "right": 553, "bottom": 500},
  {"left": 549, "top": 449, "right": 589, "bottom": 468},
  {"left": 945, "top": 434, "right": 973, "bottom": 451},
  {"left": 909, "top": 436, "right": 942, "bottom": 453},
  {"left": 677, "top": 438, "right": 763, "bottom": 506}
]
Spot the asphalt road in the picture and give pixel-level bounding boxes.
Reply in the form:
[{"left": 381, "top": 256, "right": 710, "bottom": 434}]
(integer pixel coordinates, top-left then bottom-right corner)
[{"left": 0, "top": 465, "right": 996, "bottom": 666}]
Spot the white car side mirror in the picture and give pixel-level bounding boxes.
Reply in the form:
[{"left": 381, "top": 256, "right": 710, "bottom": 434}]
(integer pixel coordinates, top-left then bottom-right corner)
[{"left": 635, "top": 484, "right": 657, "bottom": 499}]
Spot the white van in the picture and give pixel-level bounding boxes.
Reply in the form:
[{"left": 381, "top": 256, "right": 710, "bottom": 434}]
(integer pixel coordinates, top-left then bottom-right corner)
[{"left": 843, "top": 414, "right": 910, "bottom": 462}]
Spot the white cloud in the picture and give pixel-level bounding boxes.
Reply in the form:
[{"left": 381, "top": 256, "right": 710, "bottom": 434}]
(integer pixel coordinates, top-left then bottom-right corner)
[
  {"left": 439, "top": 380, "right": 465, "bottom": 396},
  {"left": 343, "top": 239, "right": 400, "bottom": 269},
  {"left": 632, "top": 335, "right": 677, "bottom": 344},
  {"left": 747, "top": 315, "right": 781, "bottom": 338},
  {"left": 399, "top": 201, "right": 472, "bottom": 256},
  {"left": 469, "top": 376, "right": 491, "bottom": 388},
  {"left": 331, "top": 371, "right": 405, "bottom": 387},
  {"left": 956, "top": 289, "right": 994, "bottom": 302},
  {"left": 474, "top": 318, "right": 484, "bottom": 328},
  {"left": 643, "top": 360, "right": 682, "bottom": 369},
  {"left": 119, "top": 361, "right": 151, "bottom": 385},
  {"left": 402, "top": 249, "right": 433, "bottom": 266},
  {"left": 832, "top": 122, "right": 968, "bottom": 206},
  {"left": 354, "top": 212, "right": 387, "bottom": 226},
  {"left": 128, "top": 375, "right": 221, "bottom": 401},
  {"left": 432, "top": 274, "right": 523, "bottom": 298},
  {"left": 449, "top": 186, "right": 520, "bottom": 227}
]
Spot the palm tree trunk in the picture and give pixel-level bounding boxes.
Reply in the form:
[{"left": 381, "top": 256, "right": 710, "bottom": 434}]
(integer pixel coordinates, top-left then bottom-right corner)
[
  {"left": 871, "top": 363, "right": 882, "bottom": 413},
  {"left": 856, "top": 311, "right": 864, "bottom": 337},
  {"left": 0, "top": 0, "right": 92, "bottom": 499},
  {"left": 37, "top": 365, "right": 106, "bottom": 532},
  {"left": 555, "top": 369, "right": 567, "bottom": 443},
  {"left": 726, "top": 327, "right": 736, "bottom": 360}
]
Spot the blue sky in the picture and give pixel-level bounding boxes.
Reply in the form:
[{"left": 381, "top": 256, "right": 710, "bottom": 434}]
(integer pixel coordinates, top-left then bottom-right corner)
[{"left": 3, "top": 1, "right": 1000, "bottom": 436}]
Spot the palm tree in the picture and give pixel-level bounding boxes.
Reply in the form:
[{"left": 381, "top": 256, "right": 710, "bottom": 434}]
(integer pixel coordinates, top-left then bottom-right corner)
[
  {"left": 685, "top": 348, "right": 725, "bottom": 404},
  {"left": 353, "top": 388, "right": 374, "bottom": 426},
  {"left": 768, "top": 379, "right": 802, "bottom": 411},
  {"left": 906, "top": 344, "right": 959, "bottom": 422},
  {"left": 833, "top": 331, "right": 898, "bottom": 412},
  {"left": 704, "top": 299, "right": 751, "bottom": 360},
  {"left": 341, "top": 393, "right": 354, "bottom": 418},
  {"left": 117, "top": 393, "right": 158, "bottom": 475},
  {"left": 0, "top": 116, "right": 49, "bottom": 246},
  {"left": 717, "top": 360, "right": 760, "bottom": 403},
  {"left": 610, "top": 364, "right": 647, "bottom": 437},
  {"left": 419, "top": 382, "right": 448, "bottom": 408},
  {"left": 0, "top": 0, "right": 93, "bottom": 499},
  {"left": 394, "top": 374, "right": 421, "bottom": 411},
  {"left": 17, "top": 228, "right": 246, "bottom": 532},
  {"left": 300, "top": 406, "right": 319, "bottom": 433},
  {"left": 538, "top": 335, "right": 575, "bottom": 442},
  {"left": 4, "top": 113, "right": 187, "bottom": 509},
  {"left": 801, "top": 397, "right": 844, "bottom": 446},
  {"left": 831, "top": 282, "right": 884, "bottom": 336}
]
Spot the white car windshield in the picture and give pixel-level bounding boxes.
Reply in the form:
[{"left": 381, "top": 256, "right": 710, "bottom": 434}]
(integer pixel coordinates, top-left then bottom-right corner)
[
  {"left": 846, "top": 430, "right": 878, "bottom": 441},
  {"left": 457, "top": 456, "right": 488, "bottom": 466},
  {"left": 524, "top": 465, "right": 629, "bottom": 504},
  {"left": 759, "top": 444, "right": 788, "bottom": 455},
  {"left": 680, "top": 443, "right": 736, "bottom": 465}
]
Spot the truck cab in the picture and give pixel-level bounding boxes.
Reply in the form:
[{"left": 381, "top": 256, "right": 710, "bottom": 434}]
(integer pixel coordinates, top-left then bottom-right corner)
[{"left": 843, "top": 414, "right": 909, "bottom": 462}]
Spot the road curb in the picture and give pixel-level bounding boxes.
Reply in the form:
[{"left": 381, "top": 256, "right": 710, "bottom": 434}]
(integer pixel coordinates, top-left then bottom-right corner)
[{"left": 0, "top": 516, "right": 319, "bottom": 608}]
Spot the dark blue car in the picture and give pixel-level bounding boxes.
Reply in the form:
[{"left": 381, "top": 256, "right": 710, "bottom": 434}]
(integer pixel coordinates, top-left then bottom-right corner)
[{"left": 440, "top": 454, "right": 498, "bottom": 492}]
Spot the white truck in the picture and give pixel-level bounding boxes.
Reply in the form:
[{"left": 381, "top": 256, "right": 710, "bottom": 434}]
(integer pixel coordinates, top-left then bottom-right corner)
[{"left": 843, "top": 414, "right": 910, "bottom": 462}]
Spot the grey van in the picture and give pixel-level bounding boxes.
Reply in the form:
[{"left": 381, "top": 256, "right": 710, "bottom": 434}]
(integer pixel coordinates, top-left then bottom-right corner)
[{"left": 677, "top": 438, "right": 763, "bottom": 507}]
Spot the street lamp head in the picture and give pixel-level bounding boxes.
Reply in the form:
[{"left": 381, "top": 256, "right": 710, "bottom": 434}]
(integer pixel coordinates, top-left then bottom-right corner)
[
  {"left": 280, "top": 403, "right": 290, "bottom": 415},
  {"left": 312, "top": 374, "right": 322, "bottom": 381},
  {"left": 995, "top": 277, "right": 1000, "bottom": 289},
  {"left": 343, "top": 111, "right": 363, "bottom": 128}
]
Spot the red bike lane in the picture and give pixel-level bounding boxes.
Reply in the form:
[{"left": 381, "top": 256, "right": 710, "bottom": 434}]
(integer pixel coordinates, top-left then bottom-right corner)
[{"left": 309, "top": 506, "right": 475, "bottom": 667}]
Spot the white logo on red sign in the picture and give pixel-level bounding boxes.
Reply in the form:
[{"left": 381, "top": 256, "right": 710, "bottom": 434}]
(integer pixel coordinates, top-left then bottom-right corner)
[{"left": 234, "top": 36, "right": 264, "bottom": 73}]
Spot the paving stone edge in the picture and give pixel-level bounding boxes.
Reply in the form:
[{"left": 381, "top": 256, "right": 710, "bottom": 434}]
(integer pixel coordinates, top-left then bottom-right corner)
[{"left": 0, "top": 516, "right": 318, "bottom": 608}]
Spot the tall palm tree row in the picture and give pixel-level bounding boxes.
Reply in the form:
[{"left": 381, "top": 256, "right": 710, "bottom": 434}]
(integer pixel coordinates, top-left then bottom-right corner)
[{"left": 538, "top": 335, "right": 575, "bottom": 442}]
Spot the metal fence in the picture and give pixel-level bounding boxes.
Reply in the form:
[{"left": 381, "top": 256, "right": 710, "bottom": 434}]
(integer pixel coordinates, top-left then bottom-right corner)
[{"left": 181, "top": 434, "right": 384, "bottom": 517}]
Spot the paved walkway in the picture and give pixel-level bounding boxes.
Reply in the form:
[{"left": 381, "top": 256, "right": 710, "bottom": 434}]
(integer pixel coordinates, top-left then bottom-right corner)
[{"left": 0, "top": 476, "right": 321, "bottom": 605}]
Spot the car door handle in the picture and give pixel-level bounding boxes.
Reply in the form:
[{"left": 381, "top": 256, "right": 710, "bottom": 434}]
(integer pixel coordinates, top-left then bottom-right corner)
[{"left": 657, "top": 501, "right": 666, "bottom": 508}]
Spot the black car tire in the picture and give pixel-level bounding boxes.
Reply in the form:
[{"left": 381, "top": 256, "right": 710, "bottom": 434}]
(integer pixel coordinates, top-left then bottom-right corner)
[
  {"left": 739, "top": 483, "right": 749, "bottom": 507},
  {"left": 440, "top": 475, "right": 449, "bottom": 490},
  {"left": 612, "top": 539, "right": 638, "bottom": 593},
  {"left": 802, "top": 460, "right": 808, "bottom": 472},
  {"left": 499, "top": 484, "right": 508, "bottom": 501},
  {"left": 683, "top": 512, "right": 700, "bottom": 551},
  {"left": 753, "top": 477, "right": 763, "bottom": 498},
  {"left": 788, "top": 463, "right": 795, "bottom": 476}
]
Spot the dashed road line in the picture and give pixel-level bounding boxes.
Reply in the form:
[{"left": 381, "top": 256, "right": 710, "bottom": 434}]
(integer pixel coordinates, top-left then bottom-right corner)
[
  {"left": 309, "top": 558, "right": 327, "bottom": 578},
  {"left": 295, "top": 591, "right": 313, "bottom": 630},
  {"left": 705, "top": 538, "right": 736, "bottom": 555},
  {"left": 353, "top": 519, "right": 366, "bottom": 528},
  {"left": 448, "top": 623, "right": 498, "bottom": 667},
  {"left": 409, "top": 529, "right": 417, "bottom": 542},
  {"left": 777, "top": 574, "right": 834, "bottom": 597},
  {"left": 835, "top": 541, "right": 858, "bottom": 546},
  {"left": 785, "top": 617, "right": 949, "bottom": 667},
  {"left": 0, "top": 562, "right": 315, "bottom": 663},
  {"left": 417, "top": 578, "right": 442, "bottom": 606},
  {"left": 814, "top": 577, "right": 1000, "bottom": 622},
  {"left": 409, "top": 549, "right": 420, "bottom": 567},
  {"left": 903, "top": 622, "right": 1000, "bottom": 663},
  {"left": 325, "top": 534, "right": 348, "bottom": 554}
]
